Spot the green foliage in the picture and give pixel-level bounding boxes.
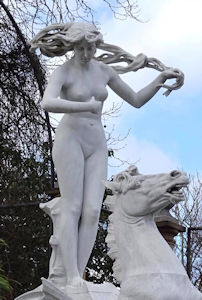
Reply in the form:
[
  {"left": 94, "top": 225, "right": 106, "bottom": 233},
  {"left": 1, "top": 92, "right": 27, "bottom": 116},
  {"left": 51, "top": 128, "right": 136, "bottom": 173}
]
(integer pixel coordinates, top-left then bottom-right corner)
[
  {"left": 0, "top": 10, "right": 52, "bottom": 298},
  {"left": 0, "top": 12, "right": 51, "bottom": 207},
  {"left": 0, "top": 240, "right": 13, "bottom": 299},
  {"left": 0, "top": 274, "right": 12, "bottom": 299},
  {"left": 0, "top": 132, "right": 50, "bottom": 205},
  {"left": 1, "top": 206, "right": 50, "bottom": 298}
]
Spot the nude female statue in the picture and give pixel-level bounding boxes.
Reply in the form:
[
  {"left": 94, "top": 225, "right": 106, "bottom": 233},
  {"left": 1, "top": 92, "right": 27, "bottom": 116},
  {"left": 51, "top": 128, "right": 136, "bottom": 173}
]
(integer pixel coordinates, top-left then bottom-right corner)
[{"left": 30, "top": 22, "right": 184, "bottom": 292}]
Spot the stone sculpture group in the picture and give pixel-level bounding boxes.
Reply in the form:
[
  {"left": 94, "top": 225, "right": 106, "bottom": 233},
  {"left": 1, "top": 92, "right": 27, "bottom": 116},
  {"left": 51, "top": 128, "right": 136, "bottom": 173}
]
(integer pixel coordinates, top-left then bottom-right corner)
[{"left": 15, "top": 22, "right": 201, "bottom": 299}]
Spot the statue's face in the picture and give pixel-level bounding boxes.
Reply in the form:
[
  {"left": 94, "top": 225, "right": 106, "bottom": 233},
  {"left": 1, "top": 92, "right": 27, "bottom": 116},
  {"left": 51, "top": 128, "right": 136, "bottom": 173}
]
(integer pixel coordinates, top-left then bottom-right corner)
[{"left": 74, "top": 39, "right": 96, "bottom": 64}]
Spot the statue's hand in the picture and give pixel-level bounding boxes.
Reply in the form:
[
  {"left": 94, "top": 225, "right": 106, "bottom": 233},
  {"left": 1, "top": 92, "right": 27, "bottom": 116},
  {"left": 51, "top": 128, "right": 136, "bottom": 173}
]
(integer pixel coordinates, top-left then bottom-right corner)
[
  {"left": 161, "top": 68, "right": 181, "bottom": 80},
  {"left": 158, "top": 67, "right": 184, "bottom": 96},
  {"left": 89, "top": 96, "right": 102, "bottom": 114}
]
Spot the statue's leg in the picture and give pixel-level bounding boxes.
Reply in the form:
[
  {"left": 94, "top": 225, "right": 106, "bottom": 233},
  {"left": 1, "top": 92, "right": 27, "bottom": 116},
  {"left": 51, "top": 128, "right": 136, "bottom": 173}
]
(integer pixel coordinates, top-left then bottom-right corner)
[
  {"left": 53, "top": 137, "right": 85, "bottom": 286},
  {"left": 77, "top": 148, "right": 108, "bottom": 276}
]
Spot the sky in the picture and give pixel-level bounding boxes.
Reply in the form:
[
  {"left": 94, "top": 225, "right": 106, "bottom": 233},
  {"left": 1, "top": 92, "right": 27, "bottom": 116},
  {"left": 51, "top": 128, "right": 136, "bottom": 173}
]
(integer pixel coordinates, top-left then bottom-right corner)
[{"left": 50, "top": 0, "right": 202, "bottom": 178}]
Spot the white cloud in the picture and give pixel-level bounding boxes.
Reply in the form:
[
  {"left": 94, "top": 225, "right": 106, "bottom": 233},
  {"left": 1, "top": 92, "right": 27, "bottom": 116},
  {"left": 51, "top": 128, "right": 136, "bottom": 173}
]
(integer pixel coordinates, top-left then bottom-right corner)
[
  {"left": 108, "top": 134, "right": 180, "bottom": 177},
  {"left": 148, "top": 0, "right": 202, "bottom": 44},
  {"left": 99, "top": 0, "right": 202, "bottom": 92}
]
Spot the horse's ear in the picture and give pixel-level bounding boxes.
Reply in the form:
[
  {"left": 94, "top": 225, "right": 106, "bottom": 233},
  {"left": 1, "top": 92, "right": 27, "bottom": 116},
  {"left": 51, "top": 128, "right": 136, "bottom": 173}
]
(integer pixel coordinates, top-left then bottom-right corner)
[
  {"left": 102, "top": 180, "right": 120, "bottom": 193},
  {"left": 102, "top": 180, "right": 114, "bottom": 190}
]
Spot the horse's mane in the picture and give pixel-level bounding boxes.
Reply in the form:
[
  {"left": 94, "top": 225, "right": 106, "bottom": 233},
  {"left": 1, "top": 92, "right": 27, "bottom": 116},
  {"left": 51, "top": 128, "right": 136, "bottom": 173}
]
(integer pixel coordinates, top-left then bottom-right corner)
[{"left": 104, "top": 166, "right": 142, "bottom": 283}]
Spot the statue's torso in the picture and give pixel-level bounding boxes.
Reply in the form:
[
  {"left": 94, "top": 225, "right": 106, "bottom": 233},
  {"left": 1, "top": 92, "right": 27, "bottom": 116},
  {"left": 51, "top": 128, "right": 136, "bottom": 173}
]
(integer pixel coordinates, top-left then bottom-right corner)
[{"left": 60, "top": 59, "right": 109, "bottom": 103}]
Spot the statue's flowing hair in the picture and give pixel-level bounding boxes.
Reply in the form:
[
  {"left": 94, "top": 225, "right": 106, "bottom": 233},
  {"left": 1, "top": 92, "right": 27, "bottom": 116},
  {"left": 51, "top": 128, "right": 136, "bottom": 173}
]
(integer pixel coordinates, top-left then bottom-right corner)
[
  {"left": 30, "top": 22, "right": 184, "bottom": 95},
  {"left": 30, "top": 22, "right": 104, "bottom": 57}
]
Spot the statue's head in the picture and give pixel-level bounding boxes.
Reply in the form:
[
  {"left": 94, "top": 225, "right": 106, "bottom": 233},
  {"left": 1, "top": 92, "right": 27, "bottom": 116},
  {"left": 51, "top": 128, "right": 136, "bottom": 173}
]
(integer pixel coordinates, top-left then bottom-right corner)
[
  {"left": 66, "top": 23, "right": 103, "bottom": 46},
  {"left": 70, "top": 23, "right": 103, "bottom": 64},
  {"left": 30, "top": 22, "right": 103, "bottom": 57},
  {"left": 104, "top": 166, "right": 189, "bottom": 217}
]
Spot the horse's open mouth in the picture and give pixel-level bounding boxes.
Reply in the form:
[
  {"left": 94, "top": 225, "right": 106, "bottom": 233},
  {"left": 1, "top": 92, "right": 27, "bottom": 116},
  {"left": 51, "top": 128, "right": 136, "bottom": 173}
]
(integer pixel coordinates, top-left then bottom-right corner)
[{"left": 167, "top": 183, "right": 187, "bottom": 199}]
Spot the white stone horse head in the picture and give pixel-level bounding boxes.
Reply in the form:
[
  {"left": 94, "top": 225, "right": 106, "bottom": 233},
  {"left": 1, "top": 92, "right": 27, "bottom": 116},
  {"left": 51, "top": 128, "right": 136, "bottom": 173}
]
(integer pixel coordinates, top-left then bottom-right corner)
[
  {"left": 105, "top": 166, "right": 188, "bottom": 217},
  {"left": 104, "top": 166, "right": 202, "bottom": 300}
]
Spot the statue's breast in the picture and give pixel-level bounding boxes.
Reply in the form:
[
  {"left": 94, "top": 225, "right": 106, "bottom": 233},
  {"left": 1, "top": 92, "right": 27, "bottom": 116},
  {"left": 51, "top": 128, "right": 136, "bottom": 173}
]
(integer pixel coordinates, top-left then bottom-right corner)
[{"left": 61, "top": 74, "right": 108, "bottom": 102}]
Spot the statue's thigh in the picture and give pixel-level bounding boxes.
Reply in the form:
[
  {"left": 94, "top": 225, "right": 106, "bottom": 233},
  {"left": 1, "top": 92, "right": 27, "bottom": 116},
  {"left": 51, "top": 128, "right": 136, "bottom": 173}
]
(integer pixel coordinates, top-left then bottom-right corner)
[
  {"left": 53, "top": 134, "right": 85, "bottom": 203},
  {"left": 82, "top": 149, "right": 108, "bottom": 214}
]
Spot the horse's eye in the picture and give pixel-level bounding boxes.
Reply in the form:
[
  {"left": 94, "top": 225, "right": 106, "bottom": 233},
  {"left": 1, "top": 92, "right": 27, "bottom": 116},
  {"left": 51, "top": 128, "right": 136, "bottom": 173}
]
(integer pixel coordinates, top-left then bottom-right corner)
[{"left": 170, "top": 170, "right": 181, "bottom": 177}]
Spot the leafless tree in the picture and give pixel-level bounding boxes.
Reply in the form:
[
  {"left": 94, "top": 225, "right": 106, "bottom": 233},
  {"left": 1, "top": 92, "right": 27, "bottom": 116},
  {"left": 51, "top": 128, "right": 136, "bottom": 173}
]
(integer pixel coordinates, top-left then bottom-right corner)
[
  {"left": 172, "top": 174, "right": 202, "bottom": 291},
  {"left": 4, "top": 0, "right": 141, "bottom": 38}
]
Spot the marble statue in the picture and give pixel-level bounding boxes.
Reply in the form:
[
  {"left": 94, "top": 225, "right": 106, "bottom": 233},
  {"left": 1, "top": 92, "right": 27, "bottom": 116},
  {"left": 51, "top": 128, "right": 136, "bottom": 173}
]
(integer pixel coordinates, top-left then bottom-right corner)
[
  {"left": 16, "top": 22, "right": 185, "bottom": 300},
  {"left": 104, "top": 166, "right": 202, "bottom": 300}
]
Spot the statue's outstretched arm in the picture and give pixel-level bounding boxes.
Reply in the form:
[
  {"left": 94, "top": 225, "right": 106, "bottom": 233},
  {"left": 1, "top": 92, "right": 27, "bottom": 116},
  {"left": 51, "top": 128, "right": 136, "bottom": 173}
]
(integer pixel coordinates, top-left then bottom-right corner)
[
  {"left": 108, "top": 67, "right": 181, "bottom": 108},
  {"left": 42, "top": 67, "right": 100, "bottom": 114},
  {"left": 98, "top": 43, "right": 184, "bottom": 98}
]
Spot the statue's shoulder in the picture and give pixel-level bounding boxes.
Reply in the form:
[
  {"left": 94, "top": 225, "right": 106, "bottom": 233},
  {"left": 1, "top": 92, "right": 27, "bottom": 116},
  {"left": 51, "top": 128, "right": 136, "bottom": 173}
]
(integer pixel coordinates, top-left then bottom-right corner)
[
  {"left": 94, "top": 59, "right": 116, "bottom": 77},
  {"left": 50, "top": 62, "right": 68, "bottom": 74},
  {"left": 60, "top": 60, "right": 72, "bottom": 72},
  {"left": 95, "top": 59, "right": 112, "bottom": 70},
  {"left": 51, "top": 61, "right": 73, "bottom": 79}
]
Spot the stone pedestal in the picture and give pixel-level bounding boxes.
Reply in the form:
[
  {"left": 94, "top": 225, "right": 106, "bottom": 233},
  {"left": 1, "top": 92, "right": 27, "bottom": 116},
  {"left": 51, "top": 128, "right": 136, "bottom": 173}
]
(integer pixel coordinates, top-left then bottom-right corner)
[
  {"left": 15, "top": 280, "right": 119, "bottom": 300},
  {"left": 155, "top": 208, "right": 186, "bottom": 249},
  {"left": 156, "top": 218, "right": 186, "bottom": 249}
]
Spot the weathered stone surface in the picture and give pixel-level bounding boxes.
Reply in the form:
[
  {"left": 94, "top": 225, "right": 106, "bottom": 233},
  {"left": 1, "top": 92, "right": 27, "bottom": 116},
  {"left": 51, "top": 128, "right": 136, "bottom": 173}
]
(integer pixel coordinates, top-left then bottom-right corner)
[{"left": 104, "top": 166, "right": 202, "bottom": 300}]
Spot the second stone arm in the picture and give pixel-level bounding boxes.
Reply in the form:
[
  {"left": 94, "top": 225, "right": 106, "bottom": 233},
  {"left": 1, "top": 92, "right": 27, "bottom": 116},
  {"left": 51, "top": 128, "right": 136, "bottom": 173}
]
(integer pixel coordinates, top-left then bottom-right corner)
[
  {"left": 41, "top": 66, "right": 101, "bottom": 114},
  {"left": 107, "top": 66, "right": 180, "bottom": 109},
  {"left": 42, "top": 95, "right": 101, "bottom": 114}
]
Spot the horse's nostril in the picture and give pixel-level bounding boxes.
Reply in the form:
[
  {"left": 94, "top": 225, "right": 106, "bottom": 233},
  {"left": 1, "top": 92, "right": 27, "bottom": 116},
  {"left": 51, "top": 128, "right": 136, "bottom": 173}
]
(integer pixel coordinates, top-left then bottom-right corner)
[{"left": 170, "top": 170, "right": 181, "bottom": 177}]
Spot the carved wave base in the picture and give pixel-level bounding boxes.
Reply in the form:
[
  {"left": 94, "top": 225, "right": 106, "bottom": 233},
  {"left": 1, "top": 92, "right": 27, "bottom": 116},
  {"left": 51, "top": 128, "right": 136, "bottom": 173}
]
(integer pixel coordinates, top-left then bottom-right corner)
[
  {"left": 15, "top": 274, "right": 202, "bottom": 300},
  {"left": 119, "top": 273, "right": 202, "bottom": 300},
  {"left": 15, "top": 279, "right": 119, "bottom": 300}
]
